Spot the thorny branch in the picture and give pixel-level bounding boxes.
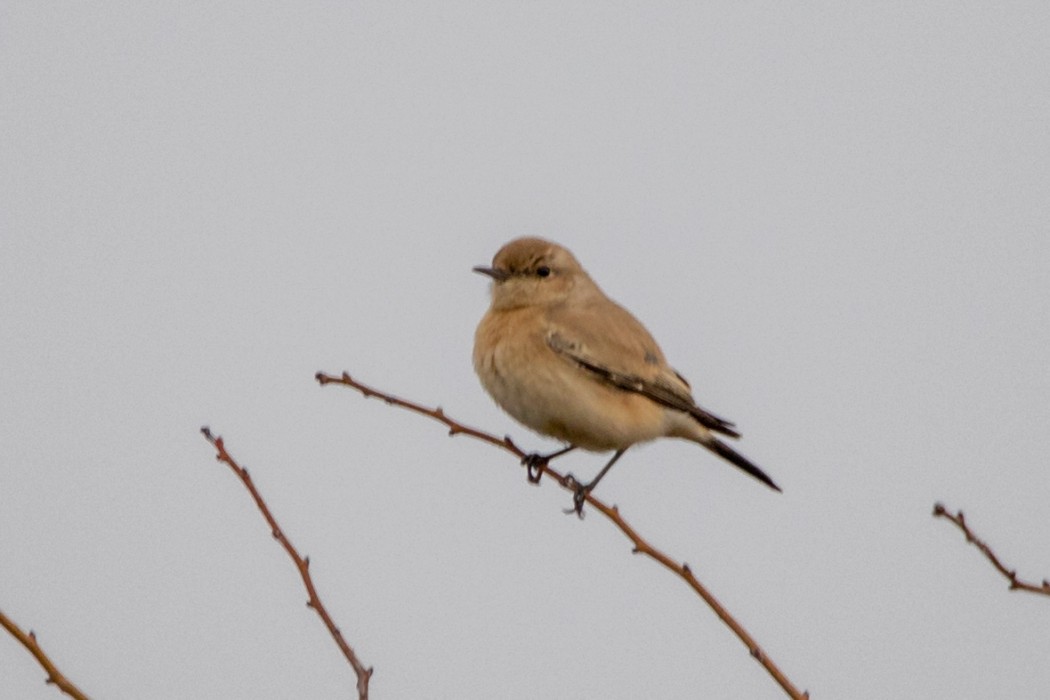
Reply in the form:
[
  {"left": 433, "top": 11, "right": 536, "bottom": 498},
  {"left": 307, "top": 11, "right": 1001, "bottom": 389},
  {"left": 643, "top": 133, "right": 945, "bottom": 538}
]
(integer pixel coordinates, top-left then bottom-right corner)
[
  {"left": 0, "top": 609, "right": 90, "bottom": 700},
  {"left": 933, "top": 503, "right": 1050, "bottom": 597},
  {"left": 200, "top": 427, "right": 373, "bottom": 699},
  {"left": 316, "top": 371, "right": 809, "bottom": 699}
]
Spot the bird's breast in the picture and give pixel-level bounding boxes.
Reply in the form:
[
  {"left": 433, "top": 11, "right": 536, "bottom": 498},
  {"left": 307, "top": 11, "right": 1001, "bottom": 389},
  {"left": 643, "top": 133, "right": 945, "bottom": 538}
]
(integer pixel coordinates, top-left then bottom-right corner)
[{"left": 473, "top": 308, "right": 669, "bottom": 451}]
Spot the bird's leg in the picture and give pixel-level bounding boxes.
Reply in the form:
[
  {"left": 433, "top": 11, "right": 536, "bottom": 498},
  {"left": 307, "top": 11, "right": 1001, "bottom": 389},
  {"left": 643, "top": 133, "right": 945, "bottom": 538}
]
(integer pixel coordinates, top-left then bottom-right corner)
[
  {"left": 522, "top": 445, "right": 577, "bottom": 484},
  {"left": 565, "top": 448, "right": 627, "bottom": 517}
]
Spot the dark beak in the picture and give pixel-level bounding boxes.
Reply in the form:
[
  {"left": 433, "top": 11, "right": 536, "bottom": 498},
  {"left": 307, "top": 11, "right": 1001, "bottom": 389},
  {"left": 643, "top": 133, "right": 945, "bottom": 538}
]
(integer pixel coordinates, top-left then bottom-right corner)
[{"left": 473, "top": 265, "right": 509, "bottom": 281}]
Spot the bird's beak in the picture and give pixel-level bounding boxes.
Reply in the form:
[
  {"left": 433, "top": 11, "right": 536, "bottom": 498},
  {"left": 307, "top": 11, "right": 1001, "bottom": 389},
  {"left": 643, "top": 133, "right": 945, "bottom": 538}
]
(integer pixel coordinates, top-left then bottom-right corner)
[{"left": 473, "top": 265, "right": 509, "bottom": 281}]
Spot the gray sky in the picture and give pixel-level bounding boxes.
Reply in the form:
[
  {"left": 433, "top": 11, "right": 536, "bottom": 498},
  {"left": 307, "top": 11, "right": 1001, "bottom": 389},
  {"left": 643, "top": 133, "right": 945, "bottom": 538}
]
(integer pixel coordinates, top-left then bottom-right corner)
[{"left": 3, "top": 3, "right": 1049, "bottom": 698}]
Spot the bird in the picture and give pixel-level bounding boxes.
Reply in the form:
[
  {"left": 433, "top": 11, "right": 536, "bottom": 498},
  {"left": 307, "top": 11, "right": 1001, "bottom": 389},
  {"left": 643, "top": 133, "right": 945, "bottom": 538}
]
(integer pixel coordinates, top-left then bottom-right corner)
[{"left": 472, "top": 236, "right": 779, "bottom": 513}]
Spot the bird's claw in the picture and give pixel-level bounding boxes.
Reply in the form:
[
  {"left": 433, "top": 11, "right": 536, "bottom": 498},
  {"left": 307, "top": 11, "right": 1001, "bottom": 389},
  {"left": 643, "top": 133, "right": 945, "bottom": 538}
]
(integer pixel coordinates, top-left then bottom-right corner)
[
  {"left": 521, "top": 453, "right": 546, "bottom": 484},
  {"left": 562, "top": 474, "right": 588, "bottom": 518}
]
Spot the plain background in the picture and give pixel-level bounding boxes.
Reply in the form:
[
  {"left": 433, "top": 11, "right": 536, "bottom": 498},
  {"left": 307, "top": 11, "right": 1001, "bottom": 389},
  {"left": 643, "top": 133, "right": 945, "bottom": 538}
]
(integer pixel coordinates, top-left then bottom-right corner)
[{"left": 3, "top": 3, "right": 1049, "bottom": 698}]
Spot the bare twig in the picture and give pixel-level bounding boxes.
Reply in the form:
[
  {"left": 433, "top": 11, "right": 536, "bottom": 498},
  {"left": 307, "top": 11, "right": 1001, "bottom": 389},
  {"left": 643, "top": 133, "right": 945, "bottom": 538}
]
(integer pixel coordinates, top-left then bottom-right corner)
[
  {"left": 316, "top": 371, "right": 808, "bottom": 699},
  {"left": 933, "top": 503, "right": 1050, "bottom": 597},
  {"left": 0, "top": 609, "right": 90, "bottom": 700},
  {"left": 200, "top": 427, "right": 373, "bottom": 699}
]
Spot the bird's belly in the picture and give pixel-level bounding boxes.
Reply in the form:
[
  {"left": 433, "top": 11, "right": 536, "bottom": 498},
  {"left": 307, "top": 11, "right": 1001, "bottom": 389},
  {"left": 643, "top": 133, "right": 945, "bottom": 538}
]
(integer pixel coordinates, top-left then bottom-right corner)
[{"left": 476, "top": 338, "right": 666, "bottom": 451}]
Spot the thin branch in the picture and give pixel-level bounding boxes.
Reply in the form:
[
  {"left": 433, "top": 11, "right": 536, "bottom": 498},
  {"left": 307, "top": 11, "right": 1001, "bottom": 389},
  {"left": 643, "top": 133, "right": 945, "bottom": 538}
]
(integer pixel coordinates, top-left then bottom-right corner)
[
  {"left": 200, "top": 427, "right": 373, "bottom": 699},
  {"left": 0, "top": 609, "right": 90, "bottom": 700},
  {"left": 933, "top": 502, "right": 1050, "bottom": 597},
  {"left": 316, "top": 371, "right": 808, "bottom": 699}
]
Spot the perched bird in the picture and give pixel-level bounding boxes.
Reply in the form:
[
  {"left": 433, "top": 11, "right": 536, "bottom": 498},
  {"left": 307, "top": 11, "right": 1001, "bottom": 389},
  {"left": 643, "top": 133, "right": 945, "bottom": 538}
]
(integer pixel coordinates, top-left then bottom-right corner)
[{"left": 472, "top": 236, "right": 779, "bottom": 511}]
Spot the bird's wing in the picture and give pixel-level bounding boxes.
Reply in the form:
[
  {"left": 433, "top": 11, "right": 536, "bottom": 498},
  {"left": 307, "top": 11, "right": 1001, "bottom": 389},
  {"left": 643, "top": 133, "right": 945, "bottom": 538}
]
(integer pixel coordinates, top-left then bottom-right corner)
[{"left": 546, "top": 299, "right": 740, "bottom": 438}]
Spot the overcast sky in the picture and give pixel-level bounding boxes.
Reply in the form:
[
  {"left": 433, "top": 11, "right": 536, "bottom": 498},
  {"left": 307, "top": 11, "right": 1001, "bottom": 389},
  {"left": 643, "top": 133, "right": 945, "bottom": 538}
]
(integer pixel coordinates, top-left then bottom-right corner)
[{"left": 3, "top": 3, "right": 1049, "bottom": 699}]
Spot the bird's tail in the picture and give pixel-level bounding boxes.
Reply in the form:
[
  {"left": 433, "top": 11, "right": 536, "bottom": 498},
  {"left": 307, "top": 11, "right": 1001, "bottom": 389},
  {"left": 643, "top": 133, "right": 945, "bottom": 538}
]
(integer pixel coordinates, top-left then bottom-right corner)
[{"left": 702, "top": 436, "right": 781, "bottom": 492}]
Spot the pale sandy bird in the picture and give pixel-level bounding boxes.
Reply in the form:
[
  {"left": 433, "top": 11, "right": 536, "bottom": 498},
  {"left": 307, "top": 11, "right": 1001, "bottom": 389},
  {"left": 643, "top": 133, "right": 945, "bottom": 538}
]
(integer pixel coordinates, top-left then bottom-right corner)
[{"left": 473, "top": 237, "right": 779, "bottom": 509}]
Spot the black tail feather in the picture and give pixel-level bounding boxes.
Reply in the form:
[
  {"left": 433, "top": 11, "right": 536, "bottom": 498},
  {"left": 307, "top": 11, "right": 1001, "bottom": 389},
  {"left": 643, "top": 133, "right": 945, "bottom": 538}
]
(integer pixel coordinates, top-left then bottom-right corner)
[{"left": 705, "top": 437, "right": 781, "bottom": 492}]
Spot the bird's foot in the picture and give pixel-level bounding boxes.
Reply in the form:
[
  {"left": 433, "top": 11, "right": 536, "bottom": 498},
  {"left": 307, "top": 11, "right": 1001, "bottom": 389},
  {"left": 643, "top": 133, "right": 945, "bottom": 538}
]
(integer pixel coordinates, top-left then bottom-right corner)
[
  {"left": 521, "top": 453, "right": 547, "bottom": 484},
  {"left": 521, "top": 445, "right": 577, "bottom": 484},
  {"left": 562, "top": 474, "right": 588, "bottom": 519}
]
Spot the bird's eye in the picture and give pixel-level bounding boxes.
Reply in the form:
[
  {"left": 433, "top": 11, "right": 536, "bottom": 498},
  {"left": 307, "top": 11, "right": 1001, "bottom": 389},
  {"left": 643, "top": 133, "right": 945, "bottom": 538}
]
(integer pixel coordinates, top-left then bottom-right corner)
[{"left": 536, "top": 266, "right": 551, "bottom": 278}]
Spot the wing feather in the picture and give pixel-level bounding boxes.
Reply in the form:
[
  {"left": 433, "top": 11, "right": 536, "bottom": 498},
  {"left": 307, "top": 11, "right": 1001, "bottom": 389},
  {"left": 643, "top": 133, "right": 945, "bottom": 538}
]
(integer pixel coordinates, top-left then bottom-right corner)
[{"left": 545, "top": 299, "right": 741, "bottom": 439}]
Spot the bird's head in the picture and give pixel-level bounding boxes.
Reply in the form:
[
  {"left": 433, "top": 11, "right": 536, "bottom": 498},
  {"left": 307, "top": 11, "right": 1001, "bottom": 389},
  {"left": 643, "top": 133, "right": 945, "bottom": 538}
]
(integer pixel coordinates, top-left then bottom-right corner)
[{"left": 474, "top": 237, "right": 590, "bottom": 311}]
